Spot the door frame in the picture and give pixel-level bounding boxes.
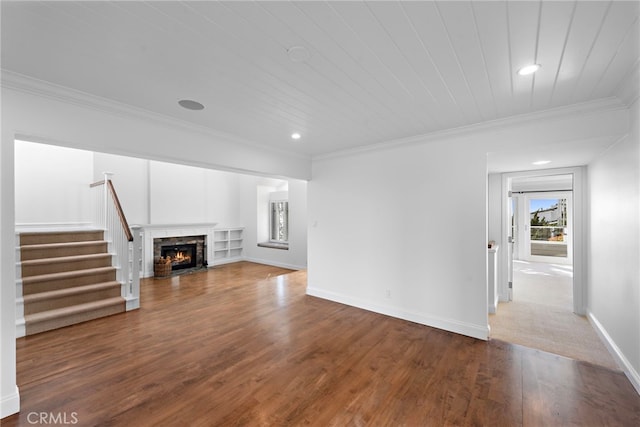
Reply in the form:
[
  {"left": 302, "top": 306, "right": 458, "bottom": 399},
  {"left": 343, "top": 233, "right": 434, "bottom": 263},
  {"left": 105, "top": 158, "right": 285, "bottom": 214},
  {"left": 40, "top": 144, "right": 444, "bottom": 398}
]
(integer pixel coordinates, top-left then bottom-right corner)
[{"left": 500, "top": 167, "right": 586, "bottom": 315}]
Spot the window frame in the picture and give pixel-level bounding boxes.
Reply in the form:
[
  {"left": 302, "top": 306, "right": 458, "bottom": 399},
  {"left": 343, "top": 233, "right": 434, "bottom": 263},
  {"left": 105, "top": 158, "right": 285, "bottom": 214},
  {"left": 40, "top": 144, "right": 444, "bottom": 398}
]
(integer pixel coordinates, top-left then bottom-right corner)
[{"left": 269, "top": 199, "right": 289, "bottom": 244}]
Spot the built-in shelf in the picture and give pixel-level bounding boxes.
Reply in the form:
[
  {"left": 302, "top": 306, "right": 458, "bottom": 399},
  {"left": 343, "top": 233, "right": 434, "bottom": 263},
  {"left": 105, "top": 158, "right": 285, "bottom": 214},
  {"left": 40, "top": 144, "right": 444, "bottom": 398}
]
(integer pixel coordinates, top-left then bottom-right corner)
[{"left": 212, "top": 227, "right": 244, "bottom": 265}]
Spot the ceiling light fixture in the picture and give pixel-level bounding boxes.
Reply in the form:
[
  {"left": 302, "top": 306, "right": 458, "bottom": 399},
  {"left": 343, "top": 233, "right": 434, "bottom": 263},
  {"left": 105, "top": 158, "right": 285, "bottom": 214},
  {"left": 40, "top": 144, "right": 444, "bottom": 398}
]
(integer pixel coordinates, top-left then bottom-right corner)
[
  {"left": 532, "top": 160, "right": 551, "bottom": 166},
  {"left": 178, "top": 99, "right": 205, "bottom": 110},
  {"left": 517, "top": 64, "right": 541, "bottom": 76},
  {"left": 291, "top": 132, "right": 301, "bottom": 140}
]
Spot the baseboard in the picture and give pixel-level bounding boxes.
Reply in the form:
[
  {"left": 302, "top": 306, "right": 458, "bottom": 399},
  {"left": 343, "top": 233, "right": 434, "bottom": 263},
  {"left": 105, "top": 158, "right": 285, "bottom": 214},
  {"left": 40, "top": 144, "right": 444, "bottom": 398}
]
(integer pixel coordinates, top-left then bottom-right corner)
[
  {"left": 306, "top": 286, "right": 489, "bottom": 341},
  {"left": 0, "top": 385, "right": 20, "bottom": 418},
  {"left": 16, "top": 317, "right": 25, "bottom": 339},
  {"left": 243, "top": 257, "right": 305, "bottom": 271},
  {"left": 488, "top": 295, "right": 499, "bottom": 314},
  {"left": 587, "top": 311, "right": 640, "bottom": 395},
  {"left": 210, "top": 257, "right": 245, "bottom": 268},
  {"left": 125, "top": 296, "right": 140, "bottom": 311}
]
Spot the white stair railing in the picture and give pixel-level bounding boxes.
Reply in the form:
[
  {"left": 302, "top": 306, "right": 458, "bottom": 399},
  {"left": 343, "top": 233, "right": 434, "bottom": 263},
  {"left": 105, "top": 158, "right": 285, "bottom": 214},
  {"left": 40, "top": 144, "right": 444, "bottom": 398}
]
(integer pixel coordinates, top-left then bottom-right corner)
[{"left": 90, "top": 172, "right": 140, "bottom": 310}]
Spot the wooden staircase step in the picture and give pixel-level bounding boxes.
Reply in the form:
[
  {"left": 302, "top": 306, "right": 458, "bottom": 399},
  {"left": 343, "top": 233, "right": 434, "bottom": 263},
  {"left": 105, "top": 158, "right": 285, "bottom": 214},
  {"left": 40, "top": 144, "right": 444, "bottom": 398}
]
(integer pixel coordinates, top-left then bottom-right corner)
[
  {"left": 23, "top": 281, "right": 122, "bottom": 315},
  {"left": 20, "top": 240, "right": 108, "bottom": 261},
  {"left": 25, "top": 297, "right": 126, "bottom": 336},
  {"left": 20, "top": 230, "right": 104, "bottom": 246},
  {"left": 22, "top": 266, "right": 117, "bottom": 295},
  {"left": 21, "top": 253, "right": 113, "bottom": 277}
]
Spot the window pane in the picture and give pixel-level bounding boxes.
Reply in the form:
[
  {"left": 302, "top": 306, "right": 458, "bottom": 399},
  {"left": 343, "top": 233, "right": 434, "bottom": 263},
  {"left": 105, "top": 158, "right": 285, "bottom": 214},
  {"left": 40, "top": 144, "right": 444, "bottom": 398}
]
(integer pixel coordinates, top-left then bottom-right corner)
[
  {"left": 270, "top": 201, "right": 288, "bottom": 242},
  {"left": 529, "top": 198, "right": 567, "bottom": 257}
]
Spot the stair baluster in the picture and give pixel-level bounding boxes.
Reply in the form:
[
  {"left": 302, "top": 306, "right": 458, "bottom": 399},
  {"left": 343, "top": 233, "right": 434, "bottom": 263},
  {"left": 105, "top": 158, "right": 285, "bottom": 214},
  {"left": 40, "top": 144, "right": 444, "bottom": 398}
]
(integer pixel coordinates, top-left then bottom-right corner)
[{"left": 90, "top": 173, "right": 140, "bottom": 310}]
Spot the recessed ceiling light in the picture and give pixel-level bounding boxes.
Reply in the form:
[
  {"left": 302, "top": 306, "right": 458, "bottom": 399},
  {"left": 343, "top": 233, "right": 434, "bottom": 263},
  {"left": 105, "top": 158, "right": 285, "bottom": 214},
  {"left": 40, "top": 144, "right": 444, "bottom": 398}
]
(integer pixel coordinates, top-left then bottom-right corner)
[
  {"left": 518, "top": 64, "right": 541, "bottom": 76},
  {"left": 178, "top": 99, "right": 205, "bottom": 110},
  {"left": 532, "top": 160, "right": 551, "bottom": 165},
  {"left": 287, "top": 46, "right": 310, "bottom": 63},
  {"left": 291, "top": 132, "right": 301, "bottom": 140}
]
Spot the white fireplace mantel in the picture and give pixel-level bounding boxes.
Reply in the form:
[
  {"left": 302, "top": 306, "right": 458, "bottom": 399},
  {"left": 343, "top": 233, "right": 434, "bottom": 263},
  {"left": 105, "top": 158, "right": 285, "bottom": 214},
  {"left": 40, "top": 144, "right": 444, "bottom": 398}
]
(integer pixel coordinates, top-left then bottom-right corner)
[{"left": 137, "top": 223, "right": 218, "bottom": 278}]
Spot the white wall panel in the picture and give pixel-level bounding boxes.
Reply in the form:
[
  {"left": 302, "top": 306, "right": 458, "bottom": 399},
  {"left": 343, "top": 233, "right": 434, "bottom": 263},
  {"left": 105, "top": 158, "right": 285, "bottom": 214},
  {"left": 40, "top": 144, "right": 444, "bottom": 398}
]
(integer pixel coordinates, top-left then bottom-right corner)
[
  {"left": 15, "top": 141, "right": 93, "bottom": 225},
  {"left": 588, "top": 99, "right": 640, "bottom": 386},
  {"left": 93, "top": 153, "right": 150, "bottom": 226},
  {"left": 309, "top": 139, "right": 489, "bottom": 339}
]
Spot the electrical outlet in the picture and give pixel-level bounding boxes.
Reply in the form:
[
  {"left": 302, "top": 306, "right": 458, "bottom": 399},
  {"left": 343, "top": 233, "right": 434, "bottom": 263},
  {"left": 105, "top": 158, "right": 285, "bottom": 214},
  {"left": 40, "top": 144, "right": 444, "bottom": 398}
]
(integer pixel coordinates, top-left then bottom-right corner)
[{"left": 385, "top": 289, "right": 391, "bottom": 298}]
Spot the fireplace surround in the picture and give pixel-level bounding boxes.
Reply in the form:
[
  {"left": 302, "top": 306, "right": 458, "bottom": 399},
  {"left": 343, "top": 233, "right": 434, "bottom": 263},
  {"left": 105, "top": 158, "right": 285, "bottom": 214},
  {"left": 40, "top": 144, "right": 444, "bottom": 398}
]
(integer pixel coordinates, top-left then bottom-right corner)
[
  {"left": 153, "top": 235, "right": 206, "bottom": 274},
  {"left": 160, "top": 243, "right": 197, "bottom": 271}
]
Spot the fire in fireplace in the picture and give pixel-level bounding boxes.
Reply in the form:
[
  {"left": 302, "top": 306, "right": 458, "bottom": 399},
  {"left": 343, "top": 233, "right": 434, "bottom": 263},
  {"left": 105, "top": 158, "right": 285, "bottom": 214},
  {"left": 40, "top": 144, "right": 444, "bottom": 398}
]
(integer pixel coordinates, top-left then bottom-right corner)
[{"left": 161, "top": 244, "right": 197, "bottom": 271}]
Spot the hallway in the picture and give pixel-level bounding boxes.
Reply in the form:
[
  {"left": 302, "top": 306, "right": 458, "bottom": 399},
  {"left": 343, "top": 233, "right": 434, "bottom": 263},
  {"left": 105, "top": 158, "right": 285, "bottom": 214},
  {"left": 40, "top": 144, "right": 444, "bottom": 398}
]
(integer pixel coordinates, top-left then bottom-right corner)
[{"left": 489, "top": 260, "right": 618, "bottom": 370}]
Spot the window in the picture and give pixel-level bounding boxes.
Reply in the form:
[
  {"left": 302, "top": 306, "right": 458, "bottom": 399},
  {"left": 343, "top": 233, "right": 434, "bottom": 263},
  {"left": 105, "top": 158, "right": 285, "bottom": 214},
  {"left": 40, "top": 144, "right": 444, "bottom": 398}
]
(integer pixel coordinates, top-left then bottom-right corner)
[{"left": 270, "top": 200, "right": 288, "bottom": 243}]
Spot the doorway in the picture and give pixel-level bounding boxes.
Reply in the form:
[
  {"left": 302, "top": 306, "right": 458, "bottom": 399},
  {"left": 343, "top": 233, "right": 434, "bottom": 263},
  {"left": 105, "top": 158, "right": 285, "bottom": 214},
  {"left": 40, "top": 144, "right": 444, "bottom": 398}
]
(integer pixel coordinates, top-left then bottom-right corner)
[
  {"left": 505, "top": 173, "right": 580, "bottom": 309},
  {"left": 510, "top": 188, "right": 574, "bottom": 307},
  {"left": 490, "top": 169, "right": 618, "bottom": 369}
]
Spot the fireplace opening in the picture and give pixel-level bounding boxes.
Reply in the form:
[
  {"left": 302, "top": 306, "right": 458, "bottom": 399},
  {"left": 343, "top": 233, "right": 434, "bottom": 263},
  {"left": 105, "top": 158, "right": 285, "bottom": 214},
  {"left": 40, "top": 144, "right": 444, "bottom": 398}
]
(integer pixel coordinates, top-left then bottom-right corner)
[{"left": 161, "top": 244, "right": 197, "bottom": 271}]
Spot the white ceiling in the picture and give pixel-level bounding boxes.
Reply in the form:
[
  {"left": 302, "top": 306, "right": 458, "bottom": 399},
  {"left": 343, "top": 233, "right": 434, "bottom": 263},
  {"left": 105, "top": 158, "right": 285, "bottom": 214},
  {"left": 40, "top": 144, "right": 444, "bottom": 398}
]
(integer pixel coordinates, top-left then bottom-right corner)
[{"left": 2, "top": 1, "right": 639, "bottom": 162}]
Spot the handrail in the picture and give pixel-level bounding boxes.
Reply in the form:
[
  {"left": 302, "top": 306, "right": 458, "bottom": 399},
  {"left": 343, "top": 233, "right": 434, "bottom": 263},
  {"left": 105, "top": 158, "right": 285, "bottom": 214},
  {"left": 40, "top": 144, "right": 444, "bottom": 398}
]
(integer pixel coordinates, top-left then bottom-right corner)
[
  {"left": 89, "top": 173, "right": 141, "bottom": 311},
  {"left": 89, "top": 179, "right": 133, "bottom": 241},
  {"left": 107, "top": 180, "right": 134, "bottom": 242}
]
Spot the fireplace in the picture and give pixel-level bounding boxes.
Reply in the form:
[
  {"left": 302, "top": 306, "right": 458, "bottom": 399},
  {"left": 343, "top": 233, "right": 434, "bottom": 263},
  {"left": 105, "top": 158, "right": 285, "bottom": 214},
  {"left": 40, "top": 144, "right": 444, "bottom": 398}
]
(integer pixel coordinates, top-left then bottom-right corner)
[
  {"left": 161, "top": 244, "right": 197, "bottom": 271},
  {"left": 152, "top": 234, "right": 206, "bottom": 276}
]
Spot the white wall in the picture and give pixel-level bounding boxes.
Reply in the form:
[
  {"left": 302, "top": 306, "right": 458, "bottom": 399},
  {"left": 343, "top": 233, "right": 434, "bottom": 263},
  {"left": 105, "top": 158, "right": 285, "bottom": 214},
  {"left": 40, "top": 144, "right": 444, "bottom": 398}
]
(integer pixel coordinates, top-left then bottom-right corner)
[
  {"left": 15, "top": 148, "right": 244, "bottom": 229},
  {"left": 307, "top": 100, "right": 629, "bottom": 342},
  {"left": 15, "top": 141, "right": 93, "bottom": 226},
  {"left": 588, "top": 99, "right": 640, "bottom": 391},
  {"left": 93, "top": 153, "right": 150, "bottom": 225},
  {"left": 1, "top": 126, "right": 20, "bottom": 418},
  {"left": 308, "top": 139, "right": 489, "bottom": 339},
  {"left": 204, "top": 169, "right": 241, "bottom": 229},
  {"left": 150, "top": 161, "right": 208, "bottom": 224}
]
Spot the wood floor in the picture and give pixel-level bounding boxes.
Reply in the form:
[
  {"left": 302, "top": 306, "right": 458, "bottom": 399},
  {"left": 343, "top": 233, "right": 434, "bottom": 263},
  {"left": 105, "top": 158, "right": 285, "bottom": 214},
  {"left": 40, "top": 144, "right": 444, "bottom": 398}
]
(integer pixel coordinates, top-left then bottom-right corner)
[{"left": 3, "top": 262, "right": 639, "bottom": 426}]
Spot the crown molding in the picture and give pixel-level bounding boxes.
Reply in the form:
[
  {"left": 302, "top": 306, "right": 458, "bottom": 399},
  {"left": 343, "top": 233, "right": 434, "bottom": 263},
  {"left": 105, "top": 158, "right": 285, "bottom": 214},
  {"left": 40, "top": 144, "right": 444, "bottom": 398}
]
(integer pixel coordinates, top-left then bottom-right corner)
[
  {"left": 313, "top": 96, "right": 628, "bottom": 162},
  {"left": 0, "top": 69, "right": 311, "bottom": 161},
  {"left": 614, "top": 58, "right": 640, "bottom": 108}
]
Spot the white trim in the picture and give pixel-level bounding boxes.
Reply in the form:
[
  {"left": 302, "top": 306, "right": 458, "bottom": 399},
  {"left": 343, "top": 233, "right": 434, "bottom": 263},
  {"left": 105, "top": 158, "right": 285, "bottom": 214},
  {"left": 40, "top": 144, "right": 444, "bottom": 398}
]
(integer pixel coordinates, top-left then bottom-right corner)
[
  {"left": 500, "top": 167, "right": 586, "bottom": 315},
  {"left": 488, "top": 246, "right": 499, "bottom": 314},
  {"left": 587, "top": 311, "right": 640, "bottom": 395},
  {"left": 614, "top": 58, "right": 640, "bottom": 107},
  {"left": 243, "top": 257, "right": 305, "bottom": 271},
  {"left": 210, "top": 257, "right": 245, "bottom": 267},
  {"left": 16, "top": 317, "right": 25, "bottom": 339},
  {"left": 125, "top": 296, "right": 140, "bottom": 311},
  {"left": 315, "top": 98, "right": 626, "bottom": 161},
  {"left": 15, "top": 294, "right": 23, "bottom": 319},
  {"left": 0, "top": 385, "right": 20, "bottom": 418},
  {"left": 306, "top": 287, "right": 489, "bottom": 341}
]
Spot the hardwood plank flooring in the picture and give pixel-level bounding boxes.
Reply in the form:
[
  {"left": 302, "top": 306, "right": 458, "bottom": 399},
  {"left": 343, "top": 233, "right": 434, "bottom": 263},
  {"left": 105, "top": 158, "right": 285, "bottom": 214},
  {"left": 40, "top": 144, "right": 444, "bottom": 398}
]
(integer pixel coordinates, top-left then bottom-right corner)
[{"left": 2, "top": 261, "right": 639, "bottom": 426}]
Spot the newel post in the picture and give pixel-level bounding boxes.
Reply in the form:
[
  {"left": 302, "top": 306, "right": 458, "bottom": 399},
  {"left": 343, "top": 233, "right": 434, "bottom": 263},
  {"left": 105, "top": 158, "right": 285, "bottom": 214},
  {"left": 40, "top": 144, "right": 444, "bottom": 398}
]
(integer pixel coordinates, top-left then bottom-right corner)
[{"left": 101, "top": 172, "right": 114, "bottom": 231}]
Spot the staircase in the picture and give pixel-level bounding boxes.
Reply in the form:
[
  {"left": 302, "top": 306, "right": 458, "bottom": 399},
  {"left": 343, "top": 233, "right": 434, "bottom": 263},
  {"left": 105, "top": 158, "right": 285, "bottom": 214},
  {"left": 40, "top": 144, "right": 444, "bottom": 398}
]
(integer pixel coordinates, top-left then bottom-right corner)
[{"left": 18, "top": 230, "right": 125, "bottom": 336}]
